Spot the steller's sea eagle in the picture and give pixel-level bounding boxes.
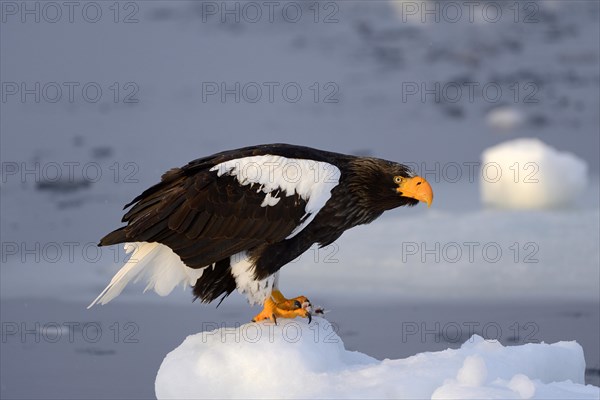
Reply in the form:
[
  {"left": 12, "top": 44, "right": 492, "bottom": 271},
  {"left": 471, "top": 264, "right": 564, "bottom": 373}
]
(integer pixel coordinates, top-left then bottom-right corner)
[{"left": 89, "top": 144, "right": 433, "bottom": 322}]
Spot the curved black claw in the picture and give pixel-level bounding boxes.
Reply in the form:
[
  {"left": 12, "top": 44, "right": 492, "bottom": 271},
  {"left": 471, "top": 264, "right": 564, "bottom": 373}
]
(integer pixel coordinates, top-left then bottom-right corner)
[
  {"left": 272, "top": 314, "right": 277, "bottom": 325},
  {"left": 307, "top": 312, "right": 312, "bottom": 324}
]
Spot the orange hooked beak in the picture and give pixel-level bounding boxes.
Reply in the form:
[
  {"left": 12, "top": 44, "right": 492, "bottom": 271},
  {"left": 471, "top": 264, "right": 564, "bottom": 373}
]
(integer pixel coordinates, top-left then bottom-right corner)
[{"left": 396, "top": 176, "right": 433, "bottom": 207}]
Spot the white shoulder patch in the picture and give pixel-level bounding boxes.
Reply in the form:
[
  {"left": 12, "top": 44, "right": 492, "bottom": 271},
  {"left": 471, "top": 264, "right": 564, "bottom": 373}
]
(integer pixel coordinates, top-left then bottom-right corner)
[
  {"left": 210, "top": 155, "right": 341, "bottom": 238},
  {"left": 260, "top": 192, "right": 281, "bottom": 207}
]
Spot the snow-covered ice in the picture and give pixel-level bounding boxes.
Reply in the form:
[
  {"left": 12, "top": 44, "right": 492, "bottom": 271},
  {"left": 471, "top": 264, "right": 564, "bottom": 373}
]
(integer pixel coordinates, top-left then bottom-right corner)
[
  {"left": 155, "top": 318, "right": 599, "bottom": 399},
  {"left": 485, "top": 107, "right": 526, "bottom": 131},
  {"left": 480, "top": 138, "right": 589, "bottom": 209}
]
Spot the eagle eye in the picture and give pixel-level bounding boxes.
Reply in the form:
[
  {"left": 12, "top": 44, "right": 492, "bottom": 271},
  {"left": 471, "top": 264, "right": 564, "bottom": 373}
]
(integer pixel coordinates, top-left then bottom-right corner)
[{"left": 393, "top": 176, "right": 403, "bottom": 184}]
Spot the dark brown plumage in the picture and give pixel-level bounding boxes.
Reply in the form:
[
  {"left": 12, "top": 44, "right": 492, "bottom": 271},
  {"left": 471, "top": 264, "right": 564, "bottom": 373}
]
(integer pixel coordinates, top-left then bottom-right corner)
[{"left": 95, "top": 144, "right": 432, "bottom": 308}]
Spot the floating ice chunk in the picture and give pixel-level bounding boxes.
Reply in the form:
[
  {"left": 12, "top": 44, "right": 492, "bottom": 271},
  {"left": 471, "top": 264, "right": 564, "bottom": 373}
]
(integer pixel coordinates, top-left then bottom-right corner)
[
  {"left": 155, "top": 319, "right": 599, "bottom": 399},
  {"left": 480, "top": 138, "right": 588, "bottom": 209}
]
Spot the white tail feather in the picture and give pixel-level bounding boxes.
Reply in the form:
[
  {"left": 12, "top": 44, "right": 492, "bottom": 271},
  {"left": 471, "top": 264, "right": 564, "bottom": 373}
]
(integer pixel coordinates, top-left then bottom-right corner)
[{"left": 88, "top": 242, "right": 204, "bottom": 308}]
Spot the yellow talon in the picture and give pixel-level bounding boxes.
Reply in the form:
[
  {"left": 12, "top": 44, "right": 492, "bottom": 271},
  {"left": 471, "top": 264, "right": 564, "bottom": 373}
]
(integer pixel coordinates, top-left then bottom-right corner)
[
  {"left": 252, "top": 290, "right": 312, "bottom": 324},
  {"left": 270, "top": 289, "right": 287, "bottom": 303}
]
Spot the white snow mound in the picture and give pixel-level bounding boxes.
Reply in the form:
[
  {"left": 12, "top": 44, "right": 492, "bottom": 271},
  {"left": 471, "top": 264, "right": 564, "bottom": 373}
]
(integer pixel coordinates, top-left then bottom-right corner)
[
  {"left": 155, "top": 318, "right": 599, "bottom": 399},
  {"left": 480, "top": 138, "right": 588, "bottom": 209}
]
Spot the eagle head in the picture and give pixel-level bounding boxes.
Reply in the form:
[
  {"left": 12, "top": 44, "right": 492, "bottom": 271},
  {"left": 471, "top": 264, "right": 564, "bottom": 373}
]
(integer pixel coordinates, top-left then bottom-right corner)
[{"left": 349, "top": 158, "right": 433, "bottom": 212}]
